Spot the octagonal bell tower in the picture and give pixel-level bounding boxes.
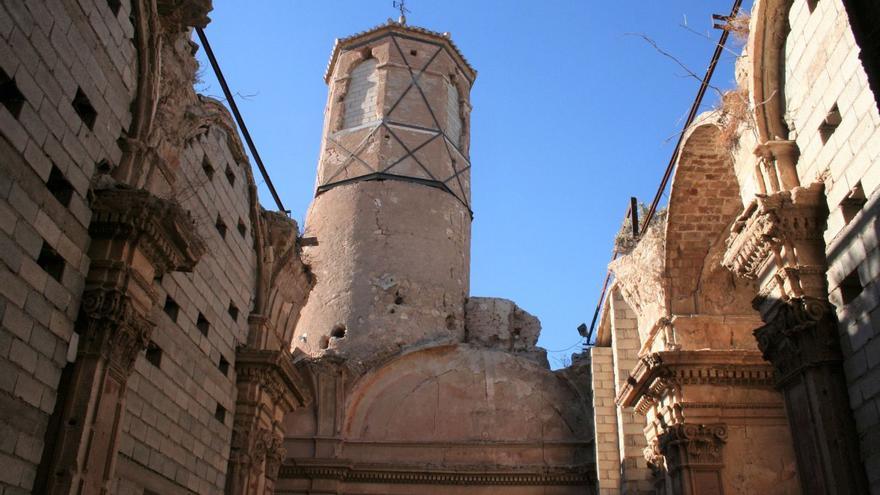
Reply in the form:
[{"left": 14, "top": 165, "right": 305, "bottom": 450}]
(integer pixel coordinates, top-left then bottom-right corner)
[{"left": 294, "top": 19, "right": 477, "bottom": 364}]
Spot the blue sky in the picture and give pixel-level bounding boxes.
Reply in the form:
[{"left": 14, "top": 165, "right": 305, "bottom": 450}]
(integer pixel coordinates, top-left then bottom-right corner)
[{"left": 196, "top": 0, "right": 749, "bottom": 367}]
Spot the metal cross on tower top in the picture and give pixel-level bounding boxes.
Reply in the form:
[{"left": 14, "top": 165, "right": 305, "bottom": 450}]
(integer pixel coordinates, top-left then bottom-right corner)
[{"left": 393, "top": 0, "right": 410, "bottom": 24}]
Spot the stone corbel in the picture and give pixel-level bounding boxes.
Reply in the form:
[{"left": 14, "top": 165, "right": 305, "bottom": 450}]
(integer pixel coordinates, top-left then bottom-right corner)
[{"left": 156, "top": 0, "right": 212, "bottom": 31}]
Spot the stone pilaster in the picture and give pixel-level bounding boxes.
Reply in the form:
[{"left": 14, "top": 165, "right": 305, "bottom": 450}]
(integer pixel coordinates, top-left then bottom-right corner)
[
  {"left": 41, "top": 188, "right": 204, "bottom": 494},
  {"left": 657, "top": 424, "right": 727, "bottom": 495},
  {"left": 724, "top": 182, "right": 869, "bottom": 493},
  {"left": 226, "top": 341, "right": 312, "bottom": 495}
]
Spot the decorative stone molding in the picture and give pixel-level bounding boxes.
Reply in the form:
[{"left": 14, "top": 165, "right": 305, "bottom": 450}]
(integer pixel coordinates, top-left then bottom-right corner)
[
  {"left": 617, "top": 350, "right": 776, "bottom": 412},
  {"left": 90, "top": 188, "right": 206, "bottom": 274},
  {"left": 229, "top": 423, "right": 286, "bottom": 480},
  {"left": 754, "top": 297, "right": 842, "bottom": 387},
  {"left": 724, "top": 182, "right": 827, "bottom": 301},
  {"left": 236, "top": 349, "right": 313, "bottom": 413},
  {"left": 77, "top": 287, "right": 155, "bottom": 381},
  {"left": 279, "top": 461, "right": 595, "bottom": 486},
  {"left": 659, "top": 423, "right": 728, "bottom": 468}
]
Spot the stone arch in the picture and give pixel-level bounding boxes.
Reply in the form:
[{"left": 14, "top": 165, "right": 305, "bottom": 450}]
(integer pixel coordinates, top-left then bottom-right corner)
[
  {"left": 342, "top": 58, "right": 380, "bottom": 130},
  {"left": 749, "top": 0, "right": 794, "bottom": 142},
  {"left": 343, "top": 345, "right": 591, "bottom": 443},
  {"left": 664, "top": 121, "right": 756, "bottom": 315}
]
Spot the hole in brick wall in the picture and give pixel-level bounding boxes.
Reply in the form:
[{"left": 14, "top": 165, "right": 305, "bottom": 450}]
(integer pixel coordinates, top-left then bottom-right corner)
[
  {"left": 163, "top": 296, "right": 179, "bottom": 322},
  {"left": 225, "top": 165, "right": 235, "bottom": 186},
  {"left": 0, "top": 67, "right": 25, "bottom": 118},
  {"left": 228, "top": 302, "right": 239, "bottom": 321},
  {"left": 72, "top": 88, "right": 97, "bottom": 130},
  {"left": 840, "top": 182, "right": 867, "bottom": 226},
  {"left": 96, "top": 159, "right": 113, "bottom": 174},
  {"left": 319, "top": 335, "right": 330, "bottom": 350},
  {"left": 46, "top": 165, "right": 74, "bottom": 207},
  {"left": 106, "top": 0, "right": 121, "bottom": 15},
  {"left": 331, "top": 325, "right": 346, "bottom": 339},
  {"left": 237, "top": 218, "right": 247, "bottom": 237},
  {"left": 218, "top": 355, "right": 229, "bottom": 375},
  {"left": 214, "top": 404, "right": 226, "bottom": 423},
  {"left": 410, "top": 49, "right": 418, "bottom": 56},
  {"left": 202, "top": 155, "right": 214, "bottom": 180},
  {"left": 196, "top": 312, "right": 210, "bottom": 336},
  {"left": 807, "top": 0, "right": 819, "bottom": 13},
  {"left": 216, "top": 215, "right": 227, "bottom": 239},
  {"left": 145, "top": 341, "right": 162, "bottom": 367},
  {"left": 394, "top": 292, "right": 404, "bottom": 305},
  {"left": 37, "top": 242, "right": 65, "bottom": 282},
  {"left": 840, "top": 270, "right": 864, "bottom": 305},
  {"left": 818, "top": 103, "right": 841, "bottom": 144}
]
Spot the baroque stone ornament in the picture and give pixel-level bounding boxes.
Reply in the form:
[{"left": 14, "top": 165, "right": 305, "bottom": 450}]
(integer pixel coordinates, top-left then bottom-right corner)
[
  {"left": 78, "top": 287, "right": 155, "bottom": 381},
  {"left": 753, "top": 296, "right": 841, "bottom": 386}
]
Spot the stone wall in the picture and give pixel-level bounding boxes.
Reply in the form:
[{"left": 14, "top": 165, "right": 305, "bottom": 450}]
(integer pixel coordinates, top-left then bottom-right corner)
[
  {"left": 0, "top": 1, "right": 314, "bottom": 494},
  {"left": 115, "top": 122, "right": 259, "bottom": 494},
  {"left": 0, "top": 0, "right": 136, "bottom": 491}
]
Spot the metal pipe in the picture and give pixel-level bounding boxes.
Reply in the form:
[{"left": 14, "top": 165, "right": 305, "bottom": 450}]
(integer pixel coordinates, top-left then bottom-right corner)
[
  {"left": 195, "top": 27, "right": 287, "bottom": 213},
  {"left": 640, "top": 0, "right": 743, "bottom": 235}
]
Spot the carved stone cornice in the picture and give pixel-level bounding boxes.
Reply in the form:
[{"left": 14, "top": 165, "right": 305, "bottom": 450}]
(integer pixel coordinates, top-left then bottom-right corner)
[
  {"left": 723, "top": 182, "right": 826, "bottom": 281},
  {"left": 235, "top": 349, "right": 313, "bottom": 413},
  {"left": 279, "top": 460, "right": 595, "bottom": 486},
  {"left": 617, "top": 350, "right": 776, "bottom": 413},
  {"left": 754, "top": 297, "right": 842, "bottom": 387},
  {"left": 77, "top": 287, "right": 155, "bottom": 380},
  {"left": 659, "top": 423, "right": 728, "bottom": 469},
  {"left": 90, "top": 188, "right": 205, "bottom": 274}
]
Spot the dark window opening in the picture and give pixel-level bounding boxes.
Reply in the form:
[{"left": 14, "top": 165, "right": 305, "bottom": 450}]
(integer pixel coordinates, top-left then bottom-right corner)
[
  {"left": 72, "top": 88, "right": 97, "bottom": 130},
  {"left": 0, "top": 67, "right": 25, "bottom": 118},
  {"left": 202, "top": 155, "right": 215, "bottom": 180},
  {"left": 840, "top": 182, "right": 867, "bottom": 225},
  {"left": 196, "top": 312, "right": 210, "bottom": 336},
  {"left": 107, "top": 0, "right": 121, "bottom": 15},
  {"left": 410, "top": 49, "right": 418, "bottom": 56},
  {"left": 37, "top": 243, "right": 64, "bottom": 282},
  {"left": 225, "top": 166, "right": 235, "bottom": 186},
  {"left": 237, "top": 218, "right": 247, "bottom": 237},
  {"left": 214, "top": 404, "right": 226, "bottom": 422},
  {"left": 163, "top": 296, "right": 179, "bottom": 322},
  {"left": 228, "top": 302, "right": 239, "bottom": 321},
  {"left": 46, "top": 166, "right": 74, "bottom": 207},
  {"left": 218, "top": 355, "right": 229, "bottom": 375},
  {"left": 840, "top": 270, "right": 864, "bottom": 305},
  {"left": 216, "top": 215, "right": 227, "bottom": 239},
  {"left": 145, "top": 341, "right": 162, "bottom": 367},
  {"left": 818, "top": 103, "right": 841, "bottom": 144}
]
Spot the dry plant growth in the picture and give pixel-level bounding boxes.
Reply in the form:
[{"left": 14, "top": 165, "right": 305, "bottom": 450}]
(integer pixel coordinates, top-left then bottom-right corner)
[{"left": 716, "top": 86, "right": 751, "bottom": 152}]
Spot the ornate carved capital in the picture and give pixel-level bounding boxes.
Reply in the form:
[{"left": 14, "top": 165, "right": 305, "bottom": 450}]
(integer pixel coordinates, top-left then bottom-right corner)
[
  {"left": 77, "top": 287, "right": 155, "bottom": 380},
  {"left": 90, "top": 188, "right": 205, "bottom": 275},
  {"left": 230, "top": 423, "right": 285, "bottom": 475},
  {"left": 754, "top": 297, "right": 842, "bottom": 386},
  {"left": 659, "top": 423, "right": 728, "bottom": 469}
]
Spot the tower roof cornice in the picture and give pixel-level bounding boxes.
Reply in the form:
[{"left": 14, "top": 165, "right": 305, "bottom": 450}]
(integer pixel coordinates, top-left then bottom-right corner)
[{"left": 324, "top": 19, "right": 477, "bottom": 85}]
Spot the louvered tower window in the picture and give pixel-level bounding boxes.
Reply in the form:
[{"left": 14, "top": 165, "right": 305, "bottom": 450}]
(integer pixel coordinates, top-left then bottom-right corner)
[
  {"left": 445, "top": 80, "right": 462, "bottom": 147},
  {"left": 343, "top": 58, "right": 379, "bottom": 129}
]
